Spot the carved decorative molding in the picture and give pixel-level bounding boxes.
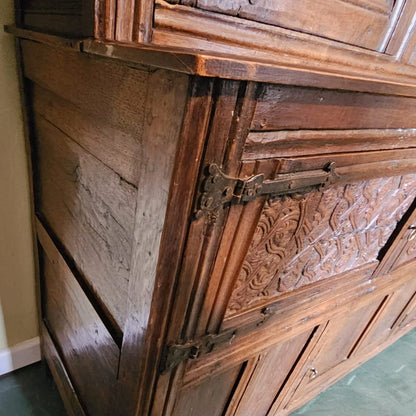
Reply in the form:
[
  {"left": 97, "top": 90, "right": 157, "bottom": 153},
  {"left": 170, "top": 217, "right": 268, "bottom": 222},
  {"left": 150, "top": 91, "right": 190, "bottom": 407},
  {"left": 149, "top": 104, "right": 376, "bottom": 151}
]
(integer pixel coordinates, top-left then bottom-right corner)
[{"left": 226, "top": 174, "right": 416, "bottom": 317}]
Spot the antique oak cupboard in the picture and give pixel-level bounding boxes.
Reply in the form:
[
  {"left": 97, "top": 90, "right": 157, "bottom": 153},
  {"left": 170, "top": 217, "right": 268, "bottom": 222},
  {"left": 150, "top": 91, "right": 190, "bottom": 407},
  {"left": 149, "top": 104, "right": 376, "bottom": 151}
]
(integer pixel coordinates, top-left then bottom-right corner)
[{"left": 7, "top": 0, "right": 416, "bottom": 415}]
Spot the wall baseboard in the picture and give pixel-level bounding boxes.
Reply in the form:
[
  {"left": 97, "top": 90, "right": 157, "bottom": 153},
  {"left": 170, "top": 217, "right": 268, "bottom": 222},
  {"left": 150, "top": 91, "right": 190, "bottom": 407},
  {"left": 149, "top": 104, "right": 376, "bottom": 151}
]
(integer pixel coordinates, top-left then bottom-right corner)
[{"left": 0, "top": 337, "right": 41, "bottom": 376}]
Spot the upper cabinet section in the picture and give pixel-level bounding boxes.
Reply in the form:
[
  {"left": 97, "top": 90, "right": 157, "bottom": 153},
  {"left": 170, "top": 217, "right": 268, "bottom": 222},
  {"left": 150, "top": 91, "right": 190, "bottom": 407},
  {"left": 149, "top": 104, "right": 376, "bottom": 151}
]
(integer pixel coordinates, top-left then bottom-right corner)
[
  {"left": 11, "top": 0, "right": 416, "bottom": 94},
  {"left": 170, "top": 0, "right": 399, "bottom": 51},
  {"left": 15, "top": 0, "right": 95, "bottom": 36}
]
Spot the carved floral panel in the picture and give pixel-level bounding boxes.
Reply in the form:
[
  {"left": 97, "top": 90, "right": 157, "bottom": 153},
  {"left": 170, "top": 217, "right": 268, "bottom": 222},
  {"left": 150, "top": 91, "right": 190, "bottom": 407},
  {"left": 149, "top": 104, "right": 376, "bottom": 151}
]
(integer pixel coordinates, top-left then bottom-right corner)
[{"left": 226, "top": 174, "right": 416, "bottom": 317}]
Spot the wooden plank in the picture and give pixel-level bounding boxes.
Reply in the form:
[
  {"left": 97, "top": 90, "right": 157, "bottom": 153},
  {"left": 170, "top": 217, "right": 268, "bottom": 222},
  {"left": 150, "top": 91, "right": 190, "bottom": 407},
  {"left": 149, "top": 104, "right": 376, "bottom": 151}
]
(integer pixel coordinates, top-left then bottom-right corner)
[
  {"left": 32, "top": 83, "right": 141, "bottom": 187},
  {"left": 133, "top": 0, "right": 154, "bottom": 42},
  {"left": 195, "top": 0, "right": 394, "bottom": 50},
  {"left": 275, "top": 148, "right": 416, "bottom": 173},
  {"left": 21, "top": 39, "right": 149, "bottom": 138},
  {"left": 115, "top": 70, "right": 190, "bottom": 416},
  {"left": 115, "top": 0, "right": 135, "bottom": 41},
  {"left": 252, "top": 85, "right": 416, "bottom": 131},
  {"left": 41, "top": 323, "right": 87, "bottom": 416},
  {"left": 146, "top": 77, "right": 214, "bottom": 416},
  {"left": 244, "top": 129, "right": 416, "bottom": 160},
  {"left": 22, "top": 13, "right": 92, "bottom": 37},
  {"left": 171, "top": 364, "right": 242, "bottom": 416},
  {"left": 38, "top": 222, "right": 120, "bottom": 416},
  {"left": 34, "top": 114, "right": 137, "bottom": 332},
  {"left": 233, "top": 329, "right": 313, "bottom": 416}
]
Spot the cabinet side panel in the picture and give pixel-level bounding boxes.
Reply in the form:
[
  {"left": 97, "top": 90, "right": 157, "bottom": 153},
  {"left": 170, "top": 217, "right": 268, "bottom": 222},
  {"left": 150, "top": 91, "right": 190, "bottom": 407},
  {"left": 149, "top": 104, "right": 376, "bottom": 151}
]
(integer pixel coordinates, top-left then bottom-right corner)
[{"left": 38, "top": 222, "right": 120, "bottom": 416}]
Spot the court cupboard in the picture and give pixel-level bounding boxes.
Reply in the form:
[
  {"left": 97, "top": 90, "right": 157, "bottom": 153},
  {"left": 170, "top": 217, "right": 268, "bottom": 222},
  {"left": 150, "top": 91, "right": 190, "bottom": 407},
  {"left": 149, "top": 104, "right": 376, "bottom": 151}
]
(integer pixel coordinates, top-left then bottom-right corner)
[{"left": 7, "top": 0, "right": 416, "bottom": 414}]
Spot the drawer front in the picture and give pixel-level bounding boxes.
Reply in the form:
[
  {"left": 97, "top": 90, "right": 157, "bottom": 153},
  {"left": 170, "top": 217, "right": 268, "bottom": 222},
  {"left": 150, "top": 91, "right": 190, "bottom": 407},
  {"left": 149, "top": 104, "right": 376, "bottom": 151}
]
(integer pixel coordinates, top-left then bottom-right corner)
[
  {"left": 173, "top": 0, "right": 397, "bottom": 50},
  {"left": 38, "top": 223, "right": 120, "bottom": 416},
  {"left": 252, "top": 84, "right": 416, "bottom": 132}
]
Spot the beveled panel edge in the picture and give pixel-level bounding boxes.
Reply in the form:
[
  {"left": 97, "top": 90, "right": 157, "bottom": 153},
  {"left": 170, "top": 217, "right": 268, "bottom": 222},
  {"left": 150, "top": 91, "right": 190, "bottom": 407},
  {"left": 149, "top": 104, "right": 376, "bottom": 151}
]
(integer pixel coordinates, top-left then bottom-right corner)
[
  {"left": 41, "top": 322, "right": 87, "bottom": 416},
  {"left": 36, "top": 217, "right": 124, "bottom": 346},
  {"left": 6, "top": 24, "right": 416, "bottom": 97}
]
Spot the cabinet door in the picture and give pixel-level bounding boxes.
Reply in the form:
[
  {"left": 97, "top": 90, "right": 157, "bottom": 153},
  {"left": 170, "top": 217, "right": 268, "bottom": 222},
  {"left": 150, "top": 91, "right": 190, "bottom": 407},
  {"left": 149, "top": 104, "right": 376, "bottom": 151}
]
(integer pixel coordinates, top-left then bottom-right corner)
[
  {"left": 169, "top": 329, "right": 314, "bottom": 416},
  {"left": 354, "top": 277, "right": 416, "bottom": 354},
  {"left": 278, "top": 299, "right": 384, "bottom": 414},
  {"left": 165, "top": 0, "right": 400, "bottom": 51}
]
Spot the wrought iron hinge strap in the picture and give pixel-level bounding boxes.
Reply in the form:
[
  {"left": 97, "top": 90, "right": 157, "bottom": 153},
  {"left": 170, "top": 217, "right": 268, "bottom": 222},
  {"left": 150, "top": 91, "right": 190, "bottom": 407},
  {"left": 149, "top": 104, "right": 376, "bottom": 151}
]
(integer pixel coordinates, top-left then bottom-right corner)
[
  {"left": 196, "top": 162, "right": 338, "bottom": 218},
  {"left": 159, "top": 307, "right": 272, "bottom": 373}
]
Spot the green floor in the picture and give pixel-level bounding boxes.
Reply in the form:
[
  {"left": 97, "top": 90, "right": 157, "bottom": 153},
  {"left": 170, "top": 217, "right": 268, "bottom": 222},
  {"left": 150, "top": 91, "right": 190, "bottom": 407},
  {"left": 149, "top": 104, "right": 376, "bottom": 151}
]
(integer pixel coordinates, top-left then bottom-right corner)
[
  {"left": 290, "top": 328, "right": 416, "bottom": 416},
  {"left": 0, "top": 362, "right": 66, "bottom": 416},
  {"left": 0, "top": 329, "right": 415, "bottom": 416}
]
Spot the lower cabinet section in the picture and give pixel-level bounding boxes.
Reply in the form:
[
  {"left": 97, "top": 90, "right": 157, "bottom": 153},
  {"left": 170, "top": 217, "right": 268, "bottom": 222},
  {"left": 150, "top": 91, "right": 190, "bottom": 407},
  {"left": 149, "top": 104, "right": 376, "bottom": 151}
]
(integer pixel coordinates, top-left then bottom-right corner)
[{"left": 161, "top": 264, "right": 416, "bottom": 416}]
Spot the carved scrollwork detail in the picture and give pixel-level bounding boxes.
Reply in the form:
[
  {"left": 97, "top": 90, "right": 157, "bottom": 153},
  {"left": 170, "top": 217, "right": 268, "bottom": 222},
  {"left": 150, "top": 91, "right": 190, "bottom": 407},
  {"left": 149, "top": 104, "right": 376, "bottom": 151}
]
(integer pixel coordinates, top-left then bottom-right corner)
[{"left": 226, "top": 174, "right": 416, "bottom": 316}]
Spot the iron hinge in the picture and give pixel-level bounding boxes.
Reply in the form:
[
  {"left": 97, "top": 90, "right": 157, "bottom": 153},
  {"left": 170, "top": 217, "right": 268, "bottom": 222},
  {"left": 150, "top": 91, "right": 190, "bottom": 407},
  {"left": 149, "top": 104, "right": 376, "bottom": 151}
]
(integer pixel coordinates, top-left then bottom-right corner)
[
  {"left": 195, "top": 162, "right": 338, "bottom": 218},
  {"left": 159, "top": 307, "right": 272, "bottom": 373}
]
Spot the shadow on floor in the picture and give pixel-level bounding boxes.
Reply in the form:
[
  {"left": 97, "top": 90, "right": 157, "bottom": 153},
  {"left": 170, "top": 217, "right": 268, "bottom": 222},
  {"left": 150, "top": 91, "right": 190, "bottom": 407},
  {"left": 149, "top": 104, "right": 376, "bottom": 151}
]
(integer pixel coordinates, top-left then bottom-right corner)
[{"left": 0, "top": 361, "right": 66, "bottom": 416}]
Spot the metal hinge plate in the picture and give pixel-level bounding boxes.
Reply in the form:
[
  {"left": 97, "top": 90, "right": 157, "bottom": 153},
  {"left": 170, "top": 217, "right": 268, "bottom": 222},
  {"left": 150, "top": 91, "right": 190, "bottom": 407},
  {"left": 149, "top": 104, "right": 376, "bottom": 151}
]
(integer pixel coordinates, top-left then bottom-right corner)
[
  {"left": 159, "top": 307, "right": 272, "bottom": 373},
  {"left": 195, "top": 162, "right": 337, "bottom": 218}
]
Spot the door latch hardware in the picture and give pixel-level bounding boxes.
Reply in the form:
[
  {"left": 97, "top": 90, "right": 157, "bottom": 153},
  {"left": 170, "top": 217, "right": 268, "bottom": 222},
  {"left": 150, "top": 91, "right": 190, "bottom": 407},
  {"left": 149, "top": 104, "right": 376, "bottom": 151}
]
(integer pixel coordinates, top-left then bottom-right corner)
[{"left": 195, "top": 162, "right": 338, "bottom": 218}]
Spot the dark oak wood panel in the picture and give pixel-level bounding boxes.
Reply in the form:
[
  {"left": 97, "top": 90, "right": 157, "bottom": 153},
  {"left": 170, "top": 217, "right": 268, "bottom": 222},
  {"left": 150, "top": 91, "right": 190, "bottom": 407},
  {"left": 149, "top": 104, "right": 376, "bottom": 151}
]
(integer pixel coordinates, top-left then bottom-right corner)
[
  {"left": 187, "top": 0, "right": 396, "bottom": 50},
  {"left": 38, "top": 221, "right": 119, "bottom": 416},
  {"left": 31, "top": 84, "right": 142, "bottom": 187},
  {"left": 17, "top": 0, "right": 94, "bottom": 36},
  {"left": 171, "top": 364, "right": 242, "bottom": 416},
  {"left": 116, "top": 69, "right": 189, "bottom": 416},
  {"left": 34, "top": 114, "right": 137, "bottom": 332},
  {"left": 231, "top": 329, "right": 313, "bottom": 416},
  {"left": 21, "top": 40, "right": 149, "bottom": 139},
  {"left": 41, "top": 323, "right": 87, "bottom": 416},
  {"left": 244, "top": 129, "right": 416, "bottom": 160},
  {"left": 252, "top": 84, "right": 416, "bottom": 131}
]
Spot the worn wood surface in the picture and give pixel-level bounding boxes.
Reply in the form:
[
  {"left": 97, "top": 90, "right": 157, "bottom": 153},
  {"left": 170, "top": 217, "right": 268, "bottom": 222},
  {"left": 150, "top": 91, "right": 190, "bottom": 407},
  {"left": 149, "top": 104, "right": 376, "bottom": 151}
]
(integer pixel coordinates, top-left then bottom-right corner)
[
  {"left": 21, "top": 40, "right": 149, "bottom": 139},
  {"left": 147, "top": 77, "right": 215, "bottom": 416},
  {"left": 191, "top": 0, "right": 396, "bottom": 50},
  {"left": 171, "top": 365, "right": 242, "bottom": 416},
  {"left": 244, "top": 129, "right": 416, "bottom": 160},
  {"left": 38, "top": 220, "right": 119, "bottom": 416},
  {"left": 19, "top": 0, "right": 94, "bottom": 36},
  {"left": 34, "top": 114, "right": 137, "bottom": 333},
  {"left": 115, "top": 69, "right": 189, "bottom": 416},
  {"left": 31, "top": 84, "right": 141, "bottom": 187},
  {"left": 231, "top": 329, "right": 313, "bottom": 416},
  {"left": 41, "top": 323, "right": 87, "bottom": 416},
  {"left": 252, "top": 84, "right": 416, "bottom": 131}
]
